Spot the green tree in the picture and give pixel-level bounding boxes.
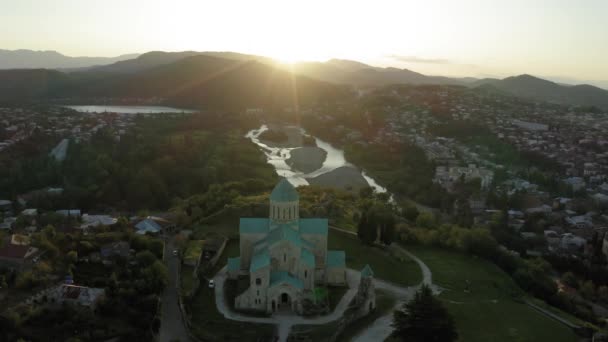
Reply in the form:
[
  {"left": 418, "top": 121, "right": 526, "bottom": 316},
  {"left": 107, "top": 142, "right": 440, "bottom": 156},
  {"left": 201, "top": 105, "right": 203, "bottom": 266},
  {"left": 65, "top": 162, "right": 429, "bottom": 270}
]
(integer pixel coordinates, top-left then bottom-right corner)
[
  {"left": 136, "top": 250, "right": 157, "bottom": 267},
  {"left": 561, "top": 272, "right": 578, "bottom": 289},
  {"left": 415, "top": 212, "right": 436, "bottom": 229},
  {"left": 392, "top": 284, "right": 457, "bottom": 342},
  {"left": 357, "top": 211, "right": 376, "bottom": 245}
]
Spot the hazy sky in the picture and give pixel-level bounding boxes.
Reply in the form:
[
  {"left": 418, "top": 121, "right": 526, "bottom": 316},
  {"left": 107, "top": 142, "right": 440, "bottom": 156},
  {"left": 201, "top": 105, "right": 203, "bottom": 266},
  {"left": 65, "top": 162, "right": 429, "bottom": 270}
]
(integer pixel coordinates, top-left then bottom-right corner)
[{"left": 2, "top": 0, "right": 607, "bottom": 85}]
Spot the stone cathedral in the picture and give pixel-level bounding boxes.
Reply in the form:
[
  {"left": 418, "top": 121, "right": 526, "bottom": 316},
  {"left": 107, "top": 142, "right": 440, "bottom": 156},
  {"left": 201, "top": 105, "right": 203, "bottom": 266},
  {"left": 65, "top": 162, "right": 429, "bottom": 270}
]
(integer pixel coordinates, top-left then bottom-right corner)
[{"left": 227, "top": 179, "right": 346, "bottom": 314}]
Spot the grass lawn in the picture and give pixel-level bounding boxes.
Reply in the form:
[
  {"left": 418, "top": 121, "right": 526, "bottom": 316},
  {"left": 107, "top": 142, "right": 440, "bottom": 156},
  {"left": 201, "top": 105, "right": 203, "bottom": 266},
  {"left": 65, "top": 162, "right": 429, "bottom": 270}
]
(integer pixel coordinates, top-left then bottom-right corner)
[
  {"left": 204, "top": 238, "right": 240, "bottom": 277},
  {"left": 180, "top": 264, "right": 196, "bottom": 295},
  {"left": 404, "top": 245, "right": 580, "bottom": 342},
  {"left": 327, "top": 286, "right": 349, "bottom": 311},
  {"left": 188, "top": 240, "right": 274, "bottom": 342},
  {"left": 188, "top": 282, "right": 275, "bottom": 342},
  {"left": 183, "top": 239, "right": 205, "bottom": 265},
  {"left": 328, "top": 229, "right": 421, "bottom": 286}
]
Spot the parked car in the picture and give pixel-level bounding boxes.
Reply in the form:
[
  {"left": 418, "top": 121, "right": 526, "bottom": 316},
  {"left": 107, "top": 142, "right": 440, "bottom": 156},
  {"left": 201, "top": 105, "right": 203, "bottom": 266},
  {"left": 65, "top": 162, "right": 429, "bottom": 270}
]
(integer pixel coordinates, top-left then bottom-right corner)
[
  {"left": 172, "top": 249, "right": 178, "bottom": 256},
  {"left": 208, "top": 280, "right": 215, "bottom": 288}
]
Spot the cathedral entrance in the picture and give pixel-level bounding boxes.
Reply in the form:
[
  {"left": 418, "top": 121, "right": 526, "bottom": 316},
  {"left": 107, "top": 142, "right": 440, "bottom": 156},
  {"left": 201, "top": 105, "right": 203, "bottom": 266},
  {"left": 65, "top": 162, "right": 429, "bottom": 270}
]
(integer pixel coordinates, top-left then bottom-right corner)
[{"left": 281, "top": 293, "right": 290, "bottom": 304}]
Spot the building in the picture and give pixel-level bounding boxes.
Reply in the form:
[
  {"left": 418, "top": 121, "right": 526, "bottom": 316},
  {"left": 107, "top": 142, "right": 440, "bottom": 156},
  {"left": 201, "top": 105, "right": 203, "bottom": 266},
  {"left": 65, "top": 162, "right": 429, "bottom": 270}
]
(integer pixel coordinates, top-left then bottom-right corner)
[
  {"left": 51, "top": 284, "right": 105, "bottom": 308},
  {"left": 227, "top": 179, "right": 346, "bottom": 314},
  {"left": 434, "top": 164, "right": 494, "bottom": 191},
  {"left": 0, "top": 243, "right": 39, "bottom": 269},
  {"left": 135, "top": 218, "right": 162, "bottom": 235}
]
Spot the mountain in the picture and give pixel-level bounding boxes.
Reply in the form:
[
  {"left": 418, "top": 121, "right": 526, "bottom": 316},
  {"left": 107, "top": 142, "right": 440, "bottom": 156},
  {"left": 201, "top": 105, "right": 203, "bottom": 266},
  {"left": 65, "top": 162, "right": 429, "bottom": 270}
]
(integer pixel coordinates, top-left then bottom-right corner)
[
  {"left": 89, "top": 51, "right": 277, "bottom": 74},
  {"left": 0, "top": 69, "right": 72, "bottom": 101},
  {"left": 0, "top": 49, "right": 139, "bottom": 70},
  {"left": 291, "top": 59, "right": 469, "bottom": 86},
  {"left": 0, "top": 55, "right": 348, "bottom": 109},
  {"left": 474, "top": 74, "right": 608, "bottom": 109}
]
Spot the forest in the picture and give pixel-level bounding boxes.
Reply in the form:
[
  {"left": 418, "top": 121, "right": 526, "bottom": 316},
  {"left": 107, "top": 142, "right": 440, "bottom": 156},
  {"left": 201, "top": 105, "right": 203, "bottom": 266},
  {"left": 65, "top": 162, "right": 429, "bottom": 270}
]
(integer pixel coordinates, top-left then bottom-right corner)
[{"left": 0, "top": 112, "right": 277, "bottom": 212}]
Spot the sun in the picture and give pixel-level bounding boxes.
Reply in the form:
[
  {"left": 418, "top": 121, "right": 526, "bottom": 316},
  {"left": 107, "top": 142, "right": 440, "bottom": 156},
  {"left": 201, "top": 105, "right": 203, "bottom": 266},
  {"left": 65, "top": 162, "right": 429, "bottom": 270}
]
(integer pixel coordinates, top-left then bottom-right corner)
[{"left": 273, "top": 53, "right": 304, "bottom": 64}]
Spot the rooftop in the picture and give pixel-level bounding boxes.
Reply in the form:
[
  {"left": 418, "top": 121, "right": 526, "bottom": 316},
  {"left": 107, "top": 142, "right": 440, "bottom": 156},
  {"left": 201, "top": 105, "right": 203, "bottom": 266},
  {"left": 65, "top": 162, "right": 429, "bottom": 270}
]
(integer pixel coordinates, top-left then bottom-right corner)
[
  {"left": 327, "top": 250, "right": 346, "bottom": 268},
  {"left": 239, "top": 218, "right": 270, "bottom": 234},
  {"left": 270, "top": 178, "right": 299, "bottom": 202}
]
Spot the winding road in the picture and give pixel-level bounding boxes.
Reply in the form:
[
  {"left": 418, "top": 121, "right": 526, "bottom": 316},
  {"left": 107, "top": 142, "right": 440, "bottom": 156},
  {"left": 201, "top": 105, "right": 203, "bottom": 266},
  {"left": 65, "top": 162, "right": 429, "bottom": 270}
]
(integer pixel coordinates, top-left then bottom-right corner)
[{"left": 159, "top": 237, "right": 190, "bottom": 342}]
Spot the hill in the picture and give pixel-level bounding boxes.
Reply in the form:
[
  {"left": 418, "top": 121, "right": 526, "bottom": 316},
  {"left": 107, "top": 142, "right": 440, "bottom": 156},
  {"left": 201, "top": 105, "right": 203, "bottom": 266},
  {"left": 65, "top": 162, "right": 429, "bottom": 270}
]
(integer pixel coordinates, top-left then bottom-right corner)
[
  {"left": 474, "top": 74, "right": 608, "bottom": 109},
  {"left": 0, "top": 55, "right": 348, "bottom": 109},
  {"left": 0, "top": 49, "right": 138, "bottom": 70},
  {"left": 89, "top": 51, "right": 277, "bottom": 74},
  {"left": 0, "top": 69, "right": 72, "bottom": 101},
  {"left": 291, "top": 59, "right": 469, "bottom": 86}
]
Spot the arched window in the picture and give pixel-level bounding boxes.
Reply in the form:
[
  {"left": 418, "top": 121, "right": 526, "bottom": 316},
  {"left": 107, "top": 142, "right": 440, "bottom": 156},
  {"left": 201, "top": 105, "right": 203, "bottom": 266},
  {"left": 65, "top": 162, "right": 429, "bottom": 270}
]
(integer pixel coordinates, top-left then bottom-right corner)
[{"left": 304, "top": 270, "right": 308, "bottom": 278}]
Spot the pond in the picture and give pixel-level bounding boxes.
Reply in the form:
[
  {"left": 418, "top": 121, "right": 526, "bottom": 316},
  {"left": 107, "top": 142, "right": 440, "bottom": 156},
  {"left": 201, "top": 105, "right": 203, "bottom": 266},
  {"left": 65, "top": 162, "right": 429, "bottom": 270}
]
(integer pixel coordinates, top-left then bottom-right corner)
[{"left": 63, "top": 105, "right": 197, "bottom": 114}]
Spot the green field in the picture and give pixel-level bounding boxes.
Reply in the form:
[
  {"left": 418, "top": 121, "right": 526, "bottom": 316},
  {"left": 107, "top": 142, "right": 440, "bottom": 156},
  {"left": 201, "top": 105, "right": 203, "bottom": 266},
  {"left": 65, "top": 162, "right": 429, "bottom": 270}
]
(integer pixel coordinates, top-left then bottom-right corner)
[
  {"left": 328, "top": 229, "right": 421, "bottom": 286},
  {"left": 187, "top": 238, "right": 273, "bottom": 341},
  {"left": 183, "top": 239, "right": 205, "bottom": 265},
  {"left": 405, "top": 245, "right": 580, "bottom": 342},
  {"left": 188, "top": 285, "right": 275, "bottom": 341},
  {"left": 180, "top": 264, "right": 196, "bottom": 295}
]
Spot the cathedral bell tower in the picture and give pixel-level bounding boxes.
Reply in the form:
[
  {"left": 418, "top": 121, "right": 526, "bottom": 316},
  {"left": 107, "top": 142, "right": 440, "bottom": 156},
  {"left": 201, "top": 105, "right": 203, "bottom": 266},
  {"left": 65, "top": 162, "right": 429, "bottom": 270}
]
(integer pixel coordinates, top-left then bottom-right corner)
[{"left": 269, "top": 178, "right": 299, "bottom": 226}]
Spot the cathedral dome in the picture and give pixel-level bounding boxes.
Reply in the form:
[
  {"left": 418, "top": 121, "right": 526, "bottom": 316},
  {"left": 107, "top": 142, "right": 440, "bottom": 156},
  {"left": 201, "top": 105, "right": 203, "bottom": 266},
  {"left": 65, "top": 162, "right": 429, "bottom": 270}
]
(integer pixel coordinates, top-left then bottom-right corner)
[{"left": 270, "top": 178, "right": 299, "bottom": 202}]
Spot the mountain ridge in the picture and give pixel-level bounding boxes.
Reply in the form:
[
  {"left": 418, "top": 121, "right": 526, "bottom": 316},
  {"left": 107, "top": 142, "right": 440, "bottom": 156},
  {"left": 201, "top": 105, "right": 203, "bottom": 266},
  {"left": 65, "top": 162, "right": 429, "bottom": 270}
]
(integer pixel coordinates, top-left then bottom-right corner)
[{"left": 0, "top": 49, "right": 139, "bottom": 70}]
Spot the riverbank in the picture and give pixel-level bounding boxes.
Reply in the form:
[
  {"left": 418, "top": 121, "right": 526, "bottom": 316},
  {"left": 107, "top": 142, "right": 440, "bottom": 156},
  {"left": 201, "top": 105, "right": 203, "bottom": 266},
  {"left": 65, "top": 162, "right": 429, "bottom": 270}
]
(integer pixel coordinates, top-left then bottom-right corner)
[
  {"left": 308, "top": 166, "right": 368, "bottom": 191},
  {"left": 246, "top": 124, "right": 391, "bottom": 195}
]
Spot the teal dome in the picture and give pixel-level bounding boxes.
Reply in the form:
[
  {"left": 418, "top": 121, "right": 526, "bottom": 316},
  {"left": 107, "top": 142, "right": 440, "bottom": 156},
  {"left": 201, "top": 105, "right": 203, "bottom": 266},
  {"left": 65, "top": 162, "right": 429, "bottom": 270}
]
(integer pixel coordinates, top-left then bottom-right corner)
[{"left": 270, "top": 179, "right": 299, "bottom": 202}]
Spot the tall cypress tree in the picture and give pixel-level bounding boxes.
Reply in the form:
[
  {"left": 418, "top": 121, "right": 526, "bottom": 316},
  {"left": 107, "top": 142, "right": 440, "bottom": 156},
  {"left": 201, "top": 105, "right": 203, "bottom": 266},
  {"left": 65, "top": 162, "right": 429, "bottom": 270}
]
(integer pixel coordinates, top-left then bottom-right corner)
[{"left": 392, "top": 285, "right": 458, "bottom": 342}]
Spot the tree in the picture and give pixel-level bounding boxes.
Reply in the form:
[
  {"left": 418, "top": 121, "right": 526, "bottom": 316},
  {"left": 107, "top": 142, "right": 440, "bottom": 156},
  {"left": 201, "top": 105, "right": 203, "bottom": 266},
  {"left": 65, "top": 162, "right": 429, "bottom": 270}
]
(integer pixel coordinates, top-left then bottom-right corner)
[
  {"left": 403, "top": 204, "right": 419, "bottom": 222},
  {"left": 392, "top": 285, "right": 457, "bottom": 342},
  {"left": 415, "top": 212, "right": 436, "bottom": 229},
  {"left": 66, "top": 250, "right": 78, "bottom": 265},
  {"left": 580, "top": 280, "right": 596, "bottom": 300},
  {"left": 136, "top": 250, "right": 157, "bottom": 267},
  {"left": 561, "top": 272, "right": 578, "bottom": 289},
  {"left": 357, "top": 211, "right": 376, "bottom": 245}
]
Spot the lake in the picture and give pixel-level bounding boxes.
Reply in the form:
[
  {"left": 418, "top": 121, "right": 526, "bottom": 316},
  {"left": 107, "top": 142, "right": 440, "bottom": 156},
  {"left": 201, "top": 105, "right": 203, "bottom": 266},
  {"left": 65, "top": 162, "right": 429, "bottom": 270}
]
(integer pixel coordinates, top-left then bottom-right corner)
[{"left": 63, "top": 105, "right": 197, "bottom": 114}]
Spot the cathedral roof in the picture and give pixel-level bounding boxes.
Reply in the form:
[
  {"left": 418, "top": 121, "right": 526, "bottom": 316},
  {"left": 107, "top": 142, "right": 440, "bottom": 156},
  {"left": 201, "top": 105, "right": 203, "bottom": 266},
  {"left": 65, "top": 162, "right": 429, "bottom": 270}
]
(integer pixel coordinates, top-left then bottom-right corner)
[
  {"left": 327, "top": 250, "right": 345, "bottom": 268},
  {"left": 361, "top": 264, "right": 374, "bottom": 277},
  {"left": 227, "top": 257, "right": 240, "bottom": 272},
  {"left": 239, "top": 218, "right": 269, "bottom": 234},
  {"left": 270, "top": 178, "right": 299, "bottom": 202},
  {"left": 300, "top": 248, "right": 315, "bottom": 268},
  {"left": 299, "top": 218, "right": 328, "bottom": 235},
  {"left": 250, "top": 249, "right": 270, "bottom": 272}
]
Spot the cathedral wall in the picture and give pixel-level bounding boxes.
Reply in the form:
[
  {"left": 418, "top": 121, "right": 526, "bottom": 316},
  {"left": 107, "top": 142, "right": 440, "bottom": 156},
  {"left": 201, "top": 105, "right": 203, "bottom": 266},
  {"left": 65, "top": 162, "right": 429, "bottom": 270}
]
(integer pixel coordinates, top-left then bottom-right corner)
[
  {"left": 269, "top": 241, "right": 301, "bottom": 274},
  {"left": 239, "top": 233, "right": 266, "bottom": 270}
]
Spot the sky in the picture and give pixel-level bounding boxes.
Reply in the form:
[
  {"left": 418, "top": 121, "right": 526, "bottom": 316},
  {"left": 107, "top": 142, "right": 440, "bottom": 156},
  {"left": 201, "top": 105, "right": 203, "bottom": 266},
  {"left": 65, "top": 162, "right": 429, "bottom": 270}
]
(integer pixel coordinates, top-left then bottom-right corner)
[{"left": 1, "top": 0, "right": 607, "bottom": 86}]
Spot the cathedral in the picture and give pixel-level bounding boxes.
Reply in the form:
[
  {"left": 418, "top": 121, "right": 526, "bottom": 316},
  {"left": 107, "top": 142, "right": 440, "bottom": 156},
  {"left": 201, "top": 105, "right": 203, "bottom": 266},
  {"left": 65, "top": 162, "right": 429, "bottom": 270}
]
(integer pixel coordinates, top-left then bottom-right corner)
[{"left": 227, "top": 179, "right": 347, "bottom": 314}]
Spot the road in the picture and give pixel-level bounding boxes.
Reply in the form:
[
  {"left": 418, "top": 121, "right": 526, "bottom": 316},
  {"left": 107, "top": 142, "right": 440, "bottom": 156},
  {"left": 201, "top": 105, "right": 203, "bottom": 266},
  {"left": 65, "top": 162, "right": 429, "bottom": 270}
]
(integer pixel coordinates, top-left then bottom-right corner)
[{"left": 159, "top": 237, "right": 190, "bottom": 342}]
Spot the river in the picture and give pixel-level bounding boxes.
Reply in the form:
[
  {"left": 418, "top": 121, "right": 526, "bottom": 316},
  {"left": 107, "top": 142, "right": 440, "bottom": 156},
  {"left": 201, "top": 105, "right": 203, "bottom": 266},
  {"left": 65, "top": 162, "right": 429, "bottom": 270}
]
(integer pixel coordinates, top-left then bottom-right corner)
[{"left": 246, "top": 125, "right": 390, "bottom": 196}]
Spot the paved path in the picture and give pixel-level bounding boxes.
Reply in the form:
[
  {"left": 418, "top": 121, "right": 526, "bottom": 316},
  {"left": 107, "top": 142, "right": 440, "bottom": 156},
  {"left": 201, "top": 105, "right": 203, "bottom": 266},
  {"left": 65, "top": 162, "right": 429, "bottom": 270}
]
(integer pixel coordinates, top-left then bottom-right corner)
[
  {"left": 524, "top": 299, "right": 581, "bottom": 329},
  {"left": 350, "top": 244, "right": 441, "bottom": 342},
  {"left": 213, "top": 266, "right": 360, "bottom": 342},
  {"left": 159, "top": 238, "right": 190, "bottom": 342},
  {"left": 211, "top": 226, "right": 437, "bottom": 342}
]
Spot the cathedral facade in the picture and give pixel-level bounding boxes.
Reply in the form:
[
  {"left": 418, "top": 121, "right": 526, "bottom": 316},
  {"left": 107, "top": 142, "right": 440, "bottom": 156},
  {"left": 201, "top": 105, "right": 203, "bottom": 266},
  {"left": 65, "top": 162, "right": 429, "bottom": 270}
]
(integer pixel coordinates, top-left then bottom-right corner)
[{"left": 227, "top": 179, "right": 346, "bottom": 314}]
